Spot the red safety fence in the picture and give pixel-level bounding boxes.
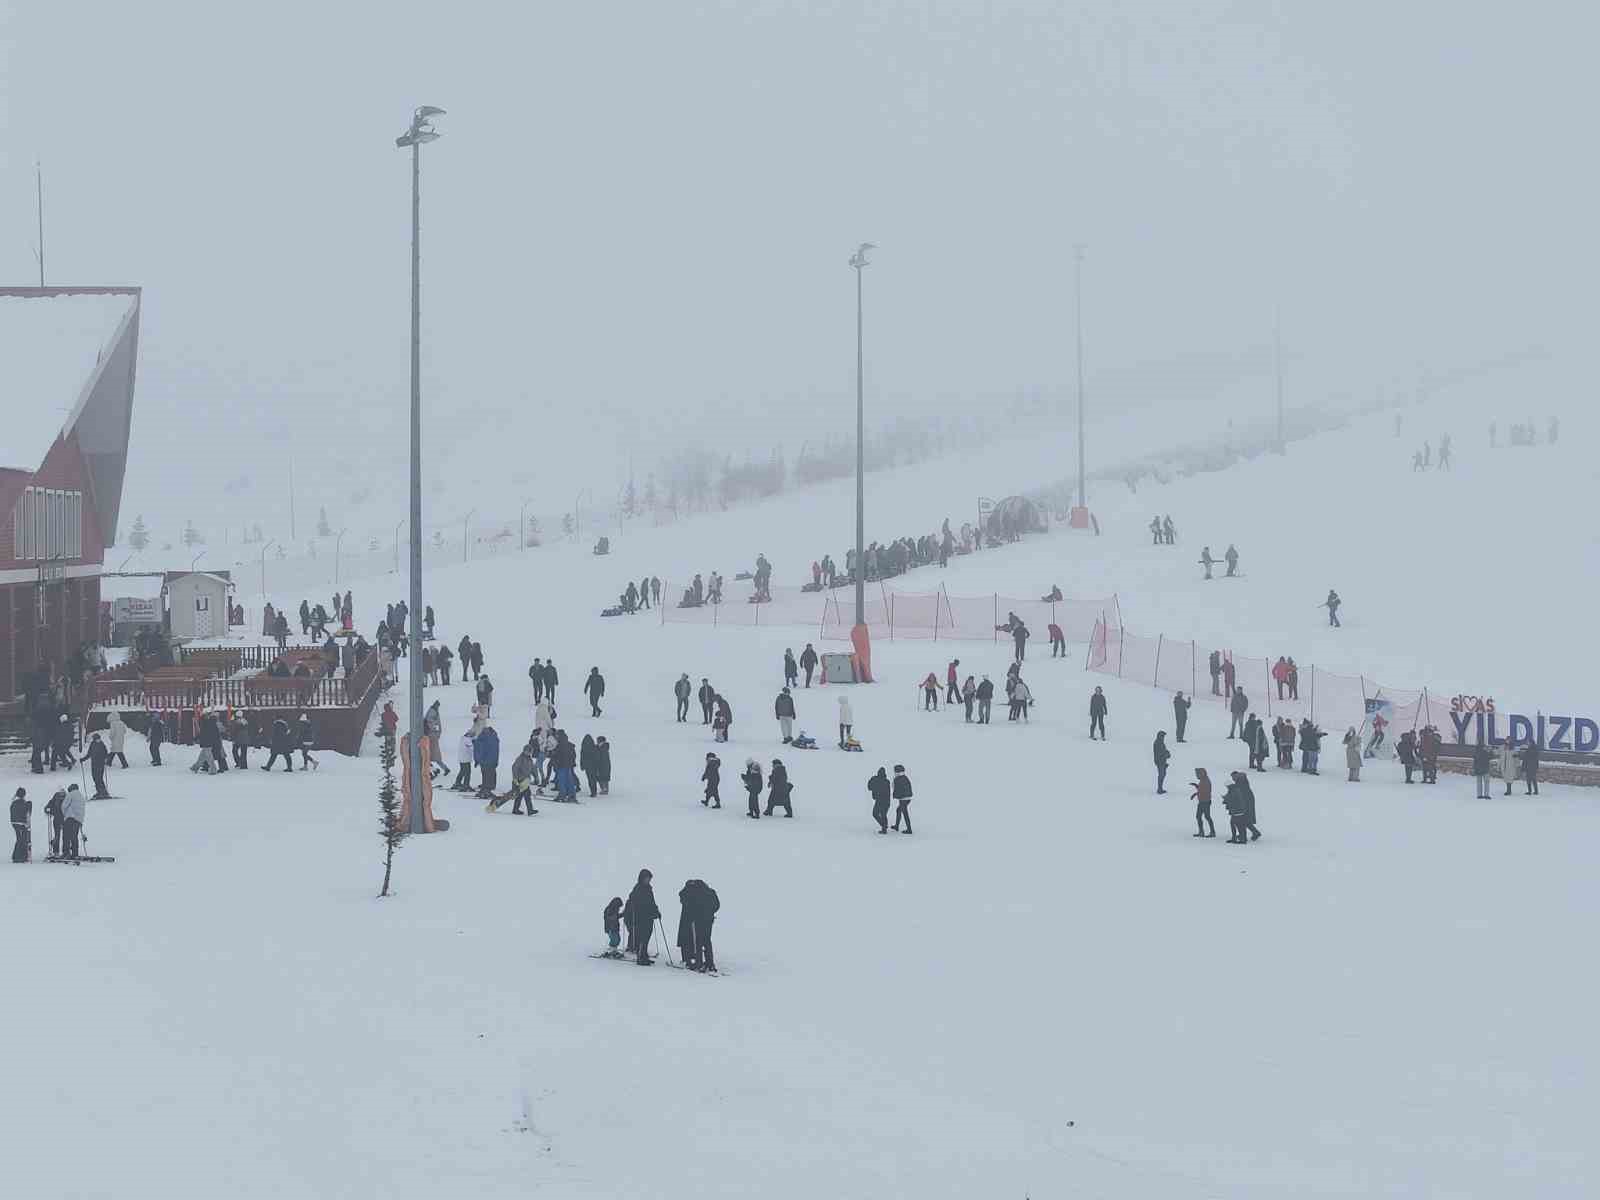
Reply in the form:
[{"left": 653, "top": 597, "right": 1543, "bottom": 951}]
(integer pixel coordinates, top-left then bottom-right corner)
[
  {"left": 661, "top": 578, "right": 1120, "bottom": 645},
  {"left": 1087, "top": 619, "right": 1445, "bottom": 736}
]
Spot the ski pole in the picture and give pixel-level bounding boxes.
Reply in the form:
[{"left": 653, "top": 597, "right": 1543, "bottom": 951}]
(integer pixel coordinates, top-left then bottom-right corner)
[{"left": 657, "top": 917, "right": 675, "bottom": 967}]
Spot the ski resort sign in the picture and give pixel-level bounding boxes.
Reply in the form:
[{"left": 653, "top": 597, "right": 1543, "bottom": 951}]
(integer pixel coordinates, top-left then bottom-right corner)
[{"left": 1447, "top": 695, "right": 1599, "bottom": 752}]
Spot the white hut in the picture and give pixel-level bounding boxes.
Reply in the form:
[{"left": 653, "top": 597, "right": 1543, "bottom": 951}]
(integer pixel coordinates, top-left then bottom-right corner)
[{"left": 163, "top": 571, "right": 233, "bottom": 641}]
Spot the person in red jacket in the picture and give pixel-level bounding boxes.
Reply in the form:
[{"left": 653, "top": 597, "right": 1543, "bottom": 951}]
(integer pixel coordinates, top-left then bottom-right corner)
[
  {"left": 1048, "top": 623, "right": 1066, "bottom": 657},
  {"left": 945, "top": 659, "right": 960, "bottom": 705}
]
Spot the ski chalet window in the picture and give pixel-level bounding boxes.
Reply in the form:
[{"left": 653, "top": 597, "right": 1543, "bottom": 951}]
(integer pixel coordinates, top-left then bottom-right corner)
[{"left": 11, "top": 485, "right": 84, "bottom": 561}]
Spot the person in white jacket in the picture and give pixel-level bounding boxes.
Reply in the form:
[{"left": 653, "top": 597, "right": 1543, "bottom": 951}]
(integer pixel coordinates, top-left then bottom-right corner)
[
  {"left": 1497, "top": 739, "right": 1518, "bottom": 797},
  {"left": 106, "top": 711, "right": 130, "bottom": 768},
  {"left": 60, "top": 783, "right": 86, "bottom": 858},
  {"left": 535, "top": 699, "right": 554, "bottom": 734},
  {"left": 453, "top": 731, "right": 476, "bottom": 792},
  {"left": 837, "top": 695, "right": 854, "bottom": 749}
]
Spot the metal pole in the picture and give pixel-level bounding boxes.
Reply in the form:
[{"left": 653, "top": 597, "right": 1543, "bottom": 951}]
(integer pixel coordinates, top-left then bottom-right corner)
[
  {"left": 1274, "top": 313, "right": 1285, "bottom": 452},
  {"left": 289, "top": 458, "right": 296, "bottom": 542},
  {"left": 1074, "top": 245, "right": 1086, "bottom": 510},
  {"left": 850, "top": 245, "right": 872, "bottom": 630},
  {"left": 393, "top": 520, "right": 402, "bottom": 574},
  {"left": 407, "top": 134, "right": 425, "bottom": 834},
  {"left": 260, "top": 540, "right": 276, "bottom": 597},
  {"left": 335, "top": 529, "right": 347, "bottom": 588},
  {"left": 463, "top": 509, "right": 475, "bottom": 564},
  {"left": 35, "top": 163, "right": 45, "bottom": 286}
]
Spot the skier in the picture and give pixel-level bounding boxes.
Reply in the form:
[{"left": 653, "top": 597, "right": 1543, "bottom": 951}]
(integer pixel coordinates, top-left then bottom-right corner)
[
  {"left": 1200, "top": 546, "right": 1216, "bottom": 580},
  {"left": 800, "top": 643, "right": 819, "bottom": 688},
  {"left": 740, "top": 758, "right": 764, "bottom": 819},
  {"left": 783, "top": 649, "right": 799, "bottom": 689},
  {"left": 921, "top": 672, "right": 940, "bottom": 712},
  {"left": 1224, "top": 544, "right": 1239, "bottom": 577},
  {"left": 1190, "top": 768, "right": 1215, "bottom": 838},
  {"left": 87, "top": 731, "right": 111, "bottom": 799},
  {"left": 474, "top": 724, "right": 501, "bottom": 799},
  {"left": 975, "top": 676, "right": 994, "bottom": 725},
  {"left": 1173, "top": 692, "right": 1191, "bottom": 742},
  {"left": 674, "top": 673, "right": 692, "bottom": 723},
  {"left": 837, "top": 695, "right": 854, "bottom": 749},
  {"left": 10, "top": 788, "right": 30, "bottom": 862},
  {"left": 1228, "top": 687, "right": 1249, "bottom": 739},
  {"left": 584, "top": 667, "right": 606, "bottom": 717},
  {"left": 677, "top": 878, "right": 720, "bottom": 972},
  {"left": 701, "top": 752, "right": 722, "bottom": 808},
  {"left": 698, "top": 678, "right": 716, "bottom": 725},
  {"left": 868, "top": 767, "right": 892, "bottom": 833},
  {"left": 891, "top": 765, "right": 914, "bottom": 832},
  {"left": 775, "top": 688, "right": 796, "bottom": 743},
  {"left": 1089, "top": 686, "right": 1108, "bottom": 741},
  {"left": 623, "top": 869, "right": 661, "bottom": 965},
  {"left": 765, "top": 758, "right": 794, "bottom": 817},
  {"left": 59, "top": 783, "right": 86, "bottom": 858},
  {"left": 1365, "top": 710, "right": 1388, "bottom": 758},
  {"left": 1153, "top": 731, "right": 1171, "bottom": 793},
  {"left": 1323, "top": 589, "right": 1342, "bottom": 628}
]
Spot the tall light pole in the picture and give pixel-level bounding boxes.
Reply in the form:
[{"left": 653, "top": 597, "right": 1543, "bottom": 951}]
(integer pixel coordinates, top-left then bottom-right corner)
[
  {"left": 334, "top": 528, "right": 348, "bottom": 588},
  {"left": 396, "top": 104, "right": 445, "bottom": 834},
  {"left": 393, "top": 519, "right": 403, "bottom": 574},
  {"left": 519, "top": 499, "right": 534, "bottom": 550},
  {"left": 849, "top": 242, "right": 874, "bottom": 630},
  {"left": 463, "top": 509, "right": 475, "bottom": 564},
  {"left": 1273, "top": 313, "right": 1285, "bottom": 453},
  {"left": 1074, "top": 244, "right": 1087, "bottom": 512},
  {"left": 259, "top": 540, "right": 277, "bottom": 597}
]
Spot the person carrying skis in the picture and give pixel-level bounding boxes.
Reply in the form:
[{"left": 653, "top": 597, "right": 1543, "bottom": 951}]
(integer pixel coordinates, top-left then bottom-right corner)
[
  {"left": 1173, "top": 692, "right": 1191, "bottom": 742},
  {"left": 674, "top": 673, "right": 692, "bottom": 723},
  {"left": 891, "top": 765, "right": 914, "bottom": 833},
  {"left": 1190, "top": 768, "right": 1214, "bottom": 838},
  {"left": 868, "top": 767, "right": 892, "bottom": 833},
  {"left": 1323, "top": 589, "right": 1342, "bottom": 628},
  {"left": 701, "top": 752, "right": 722, "bottom": 808},
  {"left": 800, "top": 643, "right": 819, "bottom": 687},
  {"left": 741, "top": 758, "right": 764, "bottom": 819},
  {"left": 765, "top": 759, "right": 794, "bottom": 817},
  {"left": 1153, "top": 731, "right": 1171, "bottom": 794},
  {"left": 623, "top": 868, "right": 661, "bottom": 965},
  {"left": 1089, "top": 687, "right": 1108, "bottom": 740}
]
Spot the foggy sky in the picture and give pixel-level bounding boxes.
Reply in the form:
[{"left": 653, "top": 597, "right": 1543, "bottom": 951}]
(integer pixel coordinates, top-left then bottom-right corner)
[{"left": 2, "top": 1, "right": 1595, "bottom": 541}]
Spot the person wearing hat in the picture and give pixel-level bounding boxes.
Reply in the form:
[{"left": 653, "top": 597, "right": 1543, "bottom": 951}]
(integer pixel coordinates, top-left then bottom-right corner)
[
  {"left": 891, "top": 765, "right": 914, "bottom": 833},
  {"left": 10, "top": 788, "right": 30, "bottom": 863},
  {"left": 61, "top": 783, "right": 86, "bottom": 858},
  {"left": 230, "top": 711, "right": 253, "bottom": 770},
  {"left": 836, "top": 695, "right": 854, "bottom": 749},
  {"left": 765, "top": 758, "right": 793, "bottom": 817},
  {"left": 295, "top": 712, "right": 319, "bottom": 770},
  {"left": 50, "top": 713, "right": 77, "bottom": 770},
  {"left": 868, "top": 767, "right": 892, "bottom": 833},
  {"left": 623, "top": 868, "right": 660, "bottom": 966},
  {"left": 106, "top": 710, "right": 130, "bottom": 769},
  {"left": 740, "top": 758, "right": 763, "bottom": 819},
  {"left": 87, "top": 731, "right": 111, "bottom": 799},
  {"left": 701, "top": 752, "right": 722, "bottom": 808},
  {"left": 774, "top": 687, "right": 796, "bottom": 744}
]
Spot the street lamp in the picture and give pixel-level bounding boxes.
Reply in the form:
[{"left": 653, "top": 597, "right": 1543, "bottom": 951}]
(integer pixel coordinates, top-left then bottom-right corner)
[
  {"left": 463, "top": 509, "right": 475, "bottom": 564},
  {"left": 393, "top": 519, "right": 403, "bottom": 574},
  {"left": 1074, "top": 244, "right": 1087, "bottom": 514},
  {"left": 396, "top": 103, "right": 445, "bottom": 835},
  {"left": 259, "top": 539, "right": 277, "bottom": 596},
  {"left": 848, "top": 241, "right": 875, "bottom": 681},
  {"left": 334, "top": 528, "right": 348, "bottom": 588},
  {"left": 191, "top": 551, "right": 205, "bottom": 573}
]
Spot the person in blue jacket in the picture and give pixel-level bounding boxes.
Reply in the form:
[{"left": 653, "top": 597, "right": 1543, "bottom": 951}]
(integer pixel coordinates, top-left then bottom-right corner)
[{"left": 474, "top": 724, "right": 501, "bottom": 799}]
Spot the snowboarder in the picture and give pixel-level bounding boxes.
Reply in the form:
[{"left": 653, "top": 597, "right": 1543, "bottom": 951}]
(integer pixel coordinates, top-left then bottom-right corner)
[
  {"left": 623, "top": 869, "right": 660, "bottom": 965},
  {"left": 775, "top": 688, "right": 796, "bottom": 743},
  {"left": 891, "top": 765, "right": 913, "bottom": 833},
  {"left": 1089, "top": 687, "right": 1107, "bottom": 740},
  {"left": 1153, "top": 732, "right": 1171, "bottom": 793},
  {"left": 765, "top": 759, "right": 794, "bottom": 817},
  {"left": 837, "top": 695, "right": 854, "bottom": 749},
  {"left": 584, "top": 667, "right": 606, "bottom": 717},
  {"left": 740, "top": 758, "right": 763, "bottom": 819},
  {"left": 783, "top": 649, "right": 799, "bottom": 689},
  {"left": 1173, "top": 692, "right": 1190, "bottom": 742},
  {"left": 1323, "top": 589, "right": 1342, "bottom": 628},
  {"left": 701, "top": 752, "right": 722, "bottom": 808},
  {"left": 800, "top": 643, "right": 819, "bottom": 688},
  {"left": 674, "top": 673, "right": 692, "bottom": 722},
  {"left": 1190, "top": 768, "right": 1214, "bottom": 838},
  {"left": 868, "top": 767, "right": 892, "bottom": 833}
]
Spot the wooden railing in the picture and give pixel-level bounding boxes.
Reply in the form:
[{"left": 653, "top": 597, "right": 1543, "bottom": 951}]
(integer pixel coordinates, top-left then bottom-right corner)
[
  {"left": 178, "top": 643, "right": 321, "bottom": 673},
  {"left": 90, "top": 647, "right": 380, "bottom": 712}
]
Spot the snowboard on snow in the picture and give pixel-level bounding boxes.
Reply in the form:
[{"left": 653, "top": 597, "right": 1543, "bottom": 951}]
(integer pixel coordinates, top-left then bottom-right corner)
[{"left": 45, "top": 855, "right": 116, "bottom": 864}]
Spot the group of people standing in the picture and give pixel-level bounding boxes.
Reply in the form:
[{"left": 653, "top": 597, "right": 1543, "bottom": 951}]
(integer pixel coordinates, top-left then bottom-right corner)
[{"left": 602, "top": 869, "right": 720, "bottom": 972}]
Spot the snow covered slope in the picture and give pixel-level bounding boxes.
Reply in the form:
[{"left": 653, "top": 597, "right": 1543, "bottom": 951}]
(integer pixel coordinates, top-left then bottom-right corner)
[{"left": 6, "top": 376, "right": 1597, "bottom": 1198}]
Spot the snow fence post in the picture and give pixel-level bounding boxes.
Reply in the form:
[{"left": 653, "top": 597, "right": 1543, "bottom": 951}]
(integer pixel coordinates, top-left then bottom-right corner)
[
  {"left": 993, "top": 594, "right": 999, "bottom": 643},
  {"left": 1191, "top": 641, "right": 1197, "bottom": 698},
  {"left": 882, "top": 582, "right": 893, "bottom": 641},
  {"left": 1265, "top": 659, "right": 1273, "bottom": 718},
  {"left": 1153, "top": 634, "right": 1163, "bottom": 687},
  {"left": 1309, "top": 665, "right": 1316, "bottom": 724}
]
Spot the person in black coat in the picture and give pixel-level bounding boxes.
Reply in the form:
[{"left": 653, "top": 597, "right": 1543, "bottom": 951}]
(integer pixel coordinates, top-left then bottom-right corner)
[
  {"left": 741, "top": 759, "right": 763, "bottom": 819},
  {"left": 50, "top": 714, "right": 77, "bottom": 770},
  {"left": 148, "top": 712, "right": 165, "bottom": 766},
  {"left": 891, "top": 765, "right": 914, "bottom": 833},
  {"left": 1089, "top": 687, "right": 1108, "bottom": 740},
  {"left": 1173, "top": 692, "right": 1190, "bottom": 742},
  {"left": 765, "top": 759, "right": 793, "bottom": 817},
  {"left": 584, "top": 667, "right": 605, "bottom": 717},
  {"left": 677, "top": 878, "right": 721, "bottom": 971},
  {"left": 697, "top": 678, "right": 716, "bottom": 725},
  {"left": 701, "top": 752, "right": 722, "bottom": 808},
  {"left": 593, "top": 736, "right": 612, "bottom": 795},
  {"left": 87, "top": 733, "right": 111, "bottom": 799},
  {"left": 1241, "top": 714, "right": 1263, "bottom": 770},
  {"left": 1519, "top": 742, "right": 1541, "bottom": 795},
  {"left": 263, "top": 718, "right": 294, "bottom": 772},
  {"left": 543, "top": 660, "right": 559, "bottom": 704},
  {"left": 623, "top": 868, "right": 661, "bottom": 965},
  {"left": 1152, "top": 731, "right": 1170, "bottom": 794},
  {"left": 10, "top": 788, "right": 30, "bottom": 863},
  {"left": 295, "top": 713, "right": 318, "bottom": 770},
  {"left": 1471, "top": 741, "right": 1493, "bottom": 799},
  {"left": 674, "top": 673, "right": 692, "bottom": 722},
  {"left": 868, "top": 767, "right": 891, "bottom": 833},
  {"left": 783, "top": 649, "right": 799, "bottom": 688},
  {"left": 799, "top": 643, "right": 819, "bottom": 687},
  {"left": 580, "top": 734, "right": 599, "bottom": 797},
  {"left": 200, "top": 713, "right": 228, "bottom": 773}
]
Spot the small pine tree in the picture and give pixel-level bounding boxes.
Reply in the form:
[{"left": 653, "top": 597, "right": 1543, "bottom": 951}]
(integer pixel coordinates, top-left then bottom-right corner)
[
  {"left": 621, "top": 476, "right": 638, "bottom": 520},
  {"left": 377, "top": 733, "right": 406, "bottom": 897},
  {"left": 181, "top": 521, "right": 202, "bottom": 548},
  {"left": 317, "top": 507, "right": 333, "bottom": 538},
  {"left": 128, "top": 515, "right": 150, "bottom": 551},
  {"left": 562, "top": 512, "right": 575, "bottom": 537}
]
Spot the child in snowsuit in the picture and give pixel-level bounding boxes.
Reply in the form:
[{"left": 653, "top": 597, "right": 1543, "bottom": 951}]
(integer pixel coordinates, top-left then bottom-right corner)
[{"left": 603, "top": 897, "right": 624, "bottom": 957}]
